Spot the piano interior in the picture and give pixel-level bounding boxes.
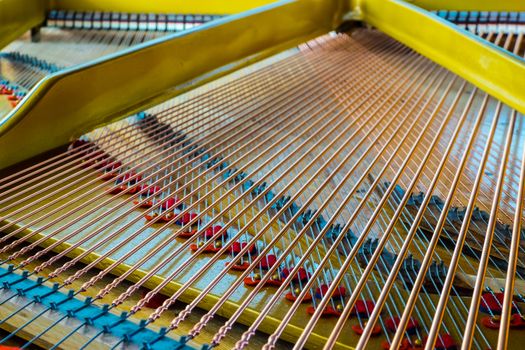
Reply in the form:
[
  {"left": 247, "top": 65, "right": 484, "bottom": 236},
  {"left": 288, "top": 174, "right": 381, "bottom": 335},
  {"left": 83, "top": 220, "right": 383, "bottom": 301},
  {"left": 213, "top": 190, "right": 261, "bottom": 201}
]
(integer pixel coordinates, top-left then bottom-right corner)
[{"left": 1, "top": 1, "right": 525, "bottom": 349}]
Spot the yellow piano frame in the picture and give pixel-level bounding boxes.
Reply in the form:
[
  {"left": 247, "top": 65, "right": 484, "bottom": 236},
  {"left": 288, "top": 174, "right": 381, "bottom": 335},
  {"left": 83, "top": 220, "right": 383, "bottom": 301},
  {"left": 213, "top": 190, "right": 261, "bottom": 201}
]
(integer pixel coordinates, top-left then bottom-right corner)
[{"left": 0, "top": 0, "right": 524, "bottom": 170}]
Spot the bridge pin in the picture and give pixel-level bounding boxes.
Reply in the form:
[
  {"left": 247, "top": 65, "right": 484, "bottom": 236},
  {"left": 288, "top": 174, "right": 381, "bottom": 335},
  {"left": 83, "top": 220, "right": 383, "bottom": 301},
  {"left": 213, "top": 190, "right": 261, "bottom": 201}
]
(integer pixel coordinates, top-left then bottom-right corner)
[
  {"left": 214, "top": 241, "right": 222, "bottom": 248},
  {"left": 253, "top": 273, "right": 261, "bottom": 280},
  {"left": 413, "top": 338, "right": 422, "bottom": 346},
  {"left": 336, "top": 304, "right": 344, "bottom": 312},
  {"left": 271, "top": 274, "right": 280, "bottom": 281},
  {"left": 294, "top": 288, "right": 301, "bottom": 295}
]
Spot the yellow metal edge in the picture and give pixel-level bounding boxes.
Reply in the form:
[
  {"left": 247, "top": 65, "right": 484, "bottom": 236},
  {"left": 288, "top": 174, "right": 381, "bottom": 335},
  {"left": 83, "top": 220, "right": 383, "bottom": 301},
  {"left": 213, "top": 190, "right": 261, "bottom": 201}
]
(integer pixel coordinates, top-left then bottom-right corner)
[
  {"left": 361, "top": 0, "right": 525, "bottom": 115},
  {"left": 1, "top": 221, "right": 352, "bottom": 349},
  {"left": 0, "top": 0, "right": 346, "bottom": 171},
  {"left": 0, "top": 0, "right": 46, "bottom": 50},
  {"left": 72, "top": 29, "right": 327, "bottom": 139},
  {"left": 404, "top": 0, "right": 525, "bottom": 11},
  {"left": 48, "top": 0, "right": 278, "bottom": 15}
]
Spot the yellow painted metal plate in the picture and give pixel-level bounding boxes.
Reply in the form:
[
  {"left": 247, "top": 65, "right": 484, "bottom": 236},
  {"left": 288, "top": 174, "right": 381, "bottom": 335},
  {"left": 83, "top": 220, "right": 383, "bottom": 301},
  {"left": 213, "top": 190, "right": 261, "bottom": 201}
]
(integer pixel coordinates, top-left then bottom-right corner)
[
  {"left": 48, "top": 0, "right": 280, "bottom": 15},
  {"left": 0, "top": 0, "right": 345, "bottom": 171},
  {"left": 405, "top": 0, "right": 525, "bottom": 11},
  {"left": 362, "top": 0, "right": 525, "bottom": 116},
  {"left": 0, "top": 0, "right": 46, "bottom": 49}
]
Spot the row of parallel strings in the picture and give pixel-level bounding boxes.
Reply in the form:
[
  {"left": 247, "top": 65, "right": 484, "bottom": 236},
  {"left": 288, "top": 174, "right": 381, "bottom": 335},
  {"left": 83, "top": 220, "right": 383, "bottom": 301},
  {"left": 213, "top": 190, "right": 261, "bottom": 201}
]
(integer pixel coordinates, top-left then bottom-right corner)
[
  {"left": 433, "top": 12, "right": 525, "bottom": 61},
  {"left": 0, "top": 26, "right": 169, "bottom": 117},
  {"left": 301, "top": 32, "right": 525, "bottom": 350},
  {"left": 0, "top": 30, "right": 524, "bottom": 350},
  {"left": 435, "top": 10, "right": 525, "bottom": 36},
  {"left": 479, "top": 32, "right": 525, "bottom": 57},
  {"left": 230, "top": 32, "right": 525, "bottom": 350},
  {"left": 0, "top": 31, "right": 375, "bottom": 348}
]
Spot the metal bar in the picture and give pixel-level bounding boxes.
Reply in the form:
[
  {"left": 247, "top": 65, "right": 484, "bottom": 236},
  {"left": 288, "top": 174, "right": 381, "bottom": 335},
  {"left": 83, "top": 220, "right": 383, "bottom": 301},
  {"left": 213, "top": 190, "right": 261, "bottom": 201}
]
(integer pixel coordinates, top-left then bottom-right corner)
[
  {"left": 405, "top": 0, "right": 525, "bottom": 11},
  {"left": 362, "top": 0, "right": 525, "bottom": 117},
  {"left": 0, "top": 0, "right": 346, "bottom": 170},
  {"left": 0, "top": 0, "right": 46, "bottom": 50},
  {"left": 48, "top": 0, "right": 278, "bottom": 15}
]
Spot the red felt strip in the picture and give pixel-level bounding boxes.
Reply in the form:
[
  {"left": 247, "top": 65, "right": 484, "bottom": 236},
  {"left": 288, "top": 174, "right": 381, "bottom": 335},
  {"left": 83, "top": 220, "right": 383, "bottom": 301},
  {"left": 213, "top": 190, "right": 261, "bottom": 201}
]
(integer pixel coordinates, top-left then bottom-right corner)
[
  {"left": 351, "top": 324, "right": 381, "bottom": 336},
  {"left": 228, "top": 262, "right": 251, "bottom": 271},
  {"left": 481, "top": 314, "right": 525, "bottom": 330},
  {"left": 315, "top": 284, "right": 346, "bottom": 299},
  {"left": 285, "top": 291, "right": 313, "bottom": 302},
  {"left": 382, "top": 339, "right": 424, "bottom": 350},
  {"left": 178, "top": 212, "right": 199, "bottom": 226},
  {"left": 137, "top": 200, "right": 155, "bottom": 209},
  {"left": 385, "top": 316, "right": 419, "bottom": 334},
  {"left": 161, "top": 197, "right": 180, "bottom": 210},
  {"left": 229, "top": 241, "right": 256, "bottom": 256},
  {"left": 178, "top": 229, "right": 198, "bottom": 238},
  {"left": 190, "top": 243, "right": 221, "bottom": 254},
  {"left": 204, "top": 225, "right": 227, "bottom": 239},
  {"left": 480, "top": 292, "right": 519, "bottom": 314},
  {"left": 244, "top": 277, "right": 282, "bottom": 287},
  {"left": 107, "top": 185, "right": 127, "bottom": 194},
  {"left": 350, "top": 299, "right": 375, "bottom": 317},
  {"left": 306, "top": 305, "right": 341, "bottom": 317},
  {"left": 424, "top": 333, "right": 456, "bottom": 350},
  {"left": 259, "top": 254, "right": 278, "bottom": 269},
  {"left": 280, "top": 267, "right": 310, "bottom": 282},
  {"left": 116, "top": 172, "right": 142, "bottom": 183},
  {"left": 140, "top": 290, "right": 168, "bottom": 309}
]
